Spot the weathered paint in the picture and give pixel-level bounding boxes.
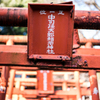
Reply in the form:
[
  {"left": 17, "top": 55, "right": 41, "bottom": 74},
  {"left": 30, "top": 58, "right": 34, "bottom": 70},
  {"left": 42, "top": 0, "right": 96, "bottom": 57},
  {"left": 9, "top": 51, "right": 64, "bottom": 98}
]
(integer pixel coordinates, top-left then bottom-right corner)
[
  {"left": 1, "top": 45, "right": 100, "bottom": 69},
  {"left": 0, "top": 8, "right": 27, "bottom": 27},
  {"left": 73, "top": 29, "right": 80, "bottom": 49},
  {"left": 75, "top": 10, "right": 100, "bottom": 29},
  {"left": 0, "top": 8, "right": 100, "bottom": 29}
]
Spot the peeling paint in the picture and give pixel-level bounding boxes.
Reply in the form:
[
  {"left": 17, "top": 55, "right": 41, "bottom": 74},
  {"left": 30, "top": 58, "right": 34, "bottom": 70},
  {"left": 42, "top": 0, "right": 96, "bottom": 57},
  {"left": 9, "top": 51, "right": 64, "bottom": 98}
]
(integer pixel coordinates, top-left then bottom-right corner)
[{"left": 93, "top": 87, "right": 98, "bottom": 95}]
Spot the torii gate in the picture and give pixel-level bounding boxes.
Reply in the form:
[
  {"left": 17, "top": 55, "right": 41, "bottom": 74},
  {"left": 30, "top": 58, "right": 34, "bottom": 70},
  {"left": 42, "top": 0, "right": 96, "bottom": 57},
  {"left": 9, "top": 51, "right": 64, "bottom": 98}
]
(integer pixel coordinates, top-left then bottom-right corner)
[{"left": 0, "top": 1, "right": 100, "bottom": 100}]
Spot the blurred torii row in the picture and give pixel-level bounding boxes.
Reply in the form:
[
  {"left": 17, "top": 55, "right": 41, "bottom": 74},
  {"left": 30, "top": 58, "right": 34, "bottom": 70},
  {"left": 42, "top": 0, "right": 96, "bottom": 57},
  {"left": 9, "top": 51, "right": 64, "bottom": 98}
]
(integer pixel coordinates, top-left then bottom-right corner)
[
  {"left": 0, "top": 33, "right": 99, "bottom": 100},
  {"left": 1, "top": 35, "right": 100, "bottom": 45}
]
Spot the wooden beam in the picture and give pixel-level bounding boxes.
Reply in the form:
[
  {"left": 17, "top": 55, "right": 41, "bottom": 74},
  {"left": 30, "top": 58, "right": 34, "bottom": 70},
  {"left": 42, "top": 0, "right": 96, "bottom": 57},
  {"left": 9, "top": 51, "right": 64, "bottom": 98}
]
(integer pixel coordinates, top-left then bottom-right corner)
[
  {"left": 6, "top": 88, "right": 90, "bottom": 96},
  {"left": 0, "top": 45, "right": 100, "bottom": 69}
]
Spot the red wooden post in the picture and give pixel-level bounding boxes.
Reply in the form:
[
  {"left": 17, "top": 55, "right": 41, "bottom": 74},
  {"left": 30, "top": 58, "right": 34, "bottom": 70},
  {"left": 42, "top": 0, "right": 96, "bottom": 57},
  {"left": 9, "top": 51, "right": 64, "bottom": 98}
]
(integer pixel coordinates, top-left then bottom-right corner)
[
  {"left": 7, "top": 69, "right": 15, "bottom": 100},
  {"left": 85, "top": 42, "right": 99, "bottom": 100},
  {"left": 0, "top": 39, "right": 14, "bottom": 100},
  {"left": 0, "top": 67, "right": 7, "bottom": 100},
  {"left": 6, "top": 39, "right": 15, "bottom": 99},
  {"left": 89, "top": 70, "right": 99, "bottom": 100},
  {"left": 74, "top": 71, "right": 81, "bottom": 100},
  {"left": 0, "top": 66, "right": 9, "bottom": 100}
]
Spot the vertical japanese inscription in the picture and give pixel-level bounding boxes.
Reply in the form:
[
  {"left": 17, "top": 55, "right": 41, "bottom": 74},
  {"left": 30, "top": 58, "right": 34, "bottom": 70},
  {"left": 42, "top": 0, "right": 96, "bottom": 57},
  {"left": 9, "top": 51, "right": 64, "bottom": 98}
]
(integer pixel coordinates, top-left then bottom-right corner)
[
  {"left": 43, "top": 72, "right": 47, "bottom": 90},
  {"left": 40, "top": 70, "right": 49, "bottom": 91},
  {"left": 47, "top": 13, "right": 55, "bottom": 54},
  {"left": 39, "top": 10, "right": 64, "bottom": 54}
]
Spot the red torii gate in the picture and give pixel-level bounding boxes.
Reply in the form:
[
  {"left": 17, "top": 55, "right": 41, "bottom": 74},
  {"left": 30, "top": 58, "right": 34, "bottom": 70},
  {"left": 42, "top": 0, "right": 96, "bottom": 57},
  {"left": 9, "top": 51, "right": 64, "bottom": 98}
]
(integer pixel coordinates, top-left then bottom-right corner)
[{"left": 0, "top": 2, "right": 100, "bottom": 100}]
